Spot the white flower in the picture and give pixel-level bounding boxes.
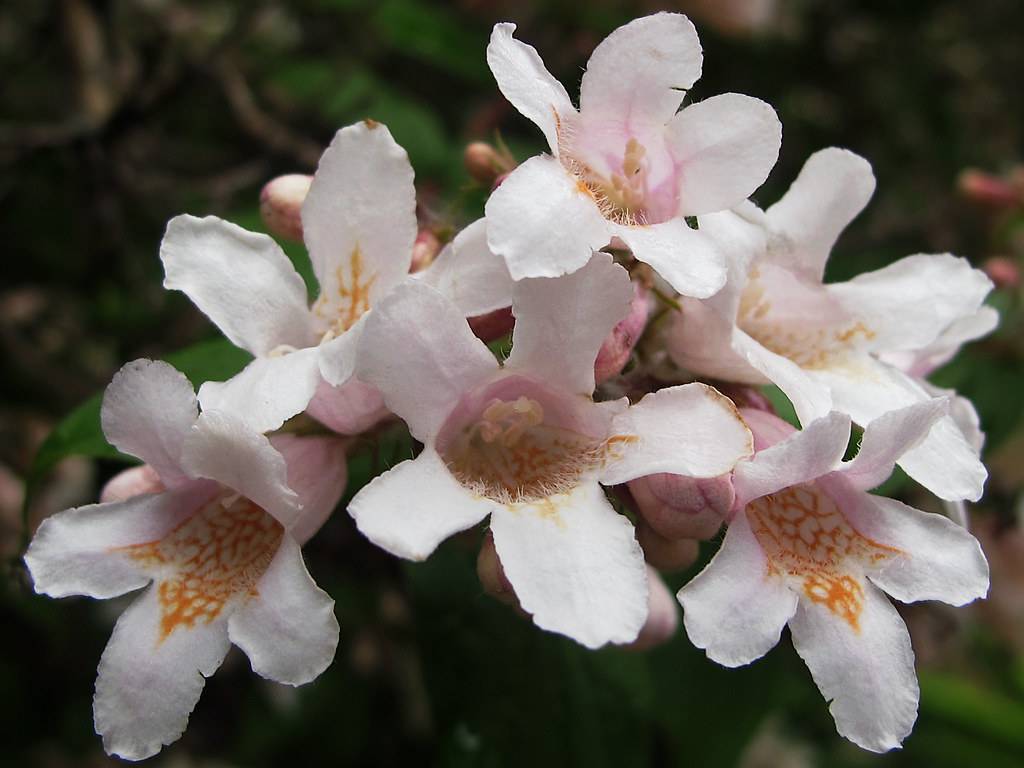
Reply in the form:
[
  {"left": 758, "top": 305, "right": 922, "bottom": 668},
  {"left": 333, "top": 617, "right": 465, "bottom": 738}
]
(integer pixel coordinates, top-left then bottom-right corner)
[
  {"left": 347, "top": 253, "right": 753, "bottom": 648},
  {"left": 24, "top": 359, "right": 346, "bottom": 761},
  {"left": 483, "top": 13, "right": 781, "bottom": 297},
  {"left": 679, "top": 402, "right": 989, "bottom": 752},
  {"left": 667, "top": 148, "right": 995, "bottom": 501}
]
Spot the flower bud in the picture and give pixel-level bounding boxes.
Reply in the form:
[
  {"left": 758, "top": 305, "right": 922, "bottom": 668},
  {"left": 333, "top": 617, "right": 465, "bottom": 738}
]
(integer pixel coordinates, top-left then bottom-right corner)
[
  {"left": 260, "top": 174, "right": 312, "bottom": 242},
  {"left": 410, "top": 229, "right": 442, "bottom": 273},
  {"left": 595, "top": 282, "right": 650, "bottom": 383},
  {"left": 624, "top": 566, "right": 680, "bottom": 651},
  {"left": 957, "top": 169, "right": 1020, "bottom": 209},
  {"left": 628, "top": 472, "right": 734, "bottom": 540},
  {"left": 477, "top": 530, "right": 517, "bottom": 605},
  {"left": 464, "top": 141, "right": 512, "bottom": 186},
  {"left": 982, "top": 256, "right": 1020, "bottom": 290},
  {"left": 636, "top": 520, "right": 699, "bottom": 572},
  {"left": 468, "top": 306, "right": 515, "bottom": 342},
  {"left": 99, "top": 464, "right": 164, "bottom": 504}
]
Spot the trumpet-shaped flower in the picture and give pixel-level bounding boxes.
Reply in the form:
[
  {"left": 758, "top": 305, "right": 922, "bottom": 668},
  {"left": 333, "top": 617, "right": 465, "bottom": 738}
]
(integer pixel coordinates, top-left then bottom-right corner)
[
  {"left": 484, "top": 13, "right": 781, "bottom": 297},
  {"left": 24, "top": 359, "right": 346, "bottom": 761},
  {"left": 667, "top": 148, "right": 995, "bottom": 501},
  {"left": 678, "top": 402, "right": 989, "bottom": 752},
  {"left": 348, "top": 254, "right": 753, "bottom": 648}
]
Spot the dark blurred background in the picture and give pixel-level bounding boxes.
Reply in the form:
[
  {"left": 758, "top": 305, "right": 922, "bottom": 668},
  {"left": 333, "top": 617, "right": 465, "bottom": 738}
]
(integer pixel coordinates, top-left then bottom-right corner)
[{"left": 3, "top": 1, "right": 1024, "bottom": 766}]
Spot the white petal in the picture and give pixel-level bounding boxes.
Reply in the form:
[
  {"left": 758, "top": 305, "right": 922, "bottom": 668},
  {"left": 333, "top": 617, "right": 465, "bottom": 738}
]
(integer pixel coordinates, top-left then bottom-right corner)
[
  {"left": 764, "top": 148, "right": 875, "bottom": 280},
  {"left": 601, "top": 383, "right": 752, "bottom": 485},
  {"left": 614, "top": 219, "right": 727, "bottom": 299},
  {"left": 506, "top": 252, "right": 631, "bottom": 396},
  {"left": 348, "top": 449, "right": 492, "bottom": 561},
  {"left": 840, "top": 399, "right": 949, "bottom": 491},
  {"left": 668, "top": 93, "right": 782, "bottom": 216},
  {"left": 305, "top": 376, "right": 388, "bottom": 436},
  {"left": 94, "top": 585, "right": 232, "bottom": 761},
  {"left": 24, "top": 483, "right": 213, "bottom": 599},
  {"left": 179, "top": 411, "right": 300, "bottom": 528},
  {"left": 316, "top": 313, "right": 364, "bottom": 387},
  {"left": 733, "top": 412, "right": 851, "bottom": 506},
  {"left": 789, "top": 583, "right": 918, "bottom": 753},
  {"left": 490, "top": 482, "right": 648, "bottom": 649},
  {"left": 100, "top": 359, "right": 198, "bottom": 488},
  {"left": 485, "top": 155, "right": 610, "bottom": 280},
  {"left": 161, "top": 215, "right": 314, "bottom": 356},
  {"left": 303, "top": 121, "right": 417, "bottom": 308},
  {"left": 356, "top": 280, "right": 499, "bottom": 443},
  {"left": 271, "top": 434, "right": 348, "bottom": 546},
  {"left": 882, "top": 305, "right": 999, "bottom": 378},
  {"left": 486, "top": 23, "right": 575, "bottom": 155},
  {"left": 416, "top": 219, "right": 513, "bottom": 317},
  {"left": 197, "top": 347, "right": 321, "bottom": 434},
  {"left": 678, "top": 512, "right": 798, "bottom": 666},
  {"left": 578, "top": 13, "right": 702, "bottom": 130},
  {"left": 228, "top": 536, "right": 339, "bottom": 685},
  {"left": 828, "top": 254, "right": 993, "bottom": 352}
]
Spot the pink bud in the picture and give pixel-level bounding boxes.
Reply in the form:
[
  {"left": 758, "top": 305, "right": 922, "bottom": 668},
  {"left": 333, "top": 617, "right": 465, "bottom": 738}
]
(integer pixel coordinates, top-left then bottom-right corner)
[
  {"left": 595, "top": 282, "right": 650, "bottom": 384},
  {"left": 100, "top": 464, "right": 164, "bottom": 504},
  {"left": 625, "top": 566, "right": 680, "bottom": 651},
  {"left": 477, "top": 530, "right": 518, "bottom": 605},
  {"left": 983, "top": 256, "right": 1020, "bottom": 290},
  {"left": 958, "top": 169, "right": 1020, "bottom": 209},
  {"left": 636, "top": 520, "right": 699, "bottom": 572},
  {"left": 468, "top": 306, "right": 515, "bottom": 342},
  {"left": 260, "top": 174, "right": 312, "bottom": 242},
  {"left": 627, "top": 472, "right": 733, "bottom": 540},
  {"left": 410, "top": 229, "right": 442, "bottom": 273},
  {"left": 464, "top": 141, "right": 504, "bottom": 185}
]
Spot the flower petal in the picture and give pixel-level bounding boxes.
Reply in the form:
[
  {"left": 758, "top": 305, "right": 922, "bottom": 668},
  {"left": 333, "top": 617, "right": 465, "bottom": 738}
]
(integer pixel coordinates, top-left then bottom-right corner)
[
  {"left": 93, "top": 585, "right": 232, "bottom": 760},
  {"left": 578, "top": 13, "right": 702, "bottom": 130},
  {"left": 316, "top": 313, "right": 364, "bottom": 387},
  {"left": 490, "top": 481, "right": 648, "bottom": 649},
  {"left": 347, "top": 449, "right": 492, "bottom": 561},
  {"left": 302, "top": 121, "right": 417, "bottom": 308},
  {"left": 305, "top": 376, "right": 388, "bottom": 437},
  {"left": 486, "top": 23, "right": 575, "bottom": 155},
  {"left": 356, "top": 280, "right": 499, "bottom": 443},
  {"left": 614, "top": 219, "right": 727, "bottom": 299},
  {"left": 601, "top": 383, "right": 752, "bottom": 484},
  {"left": 228, "top": 535, "right": 339, "bottom": 685},
  {"left": 100, "top": 359, "right": 199, "bottom": 488},
  {"left": 881, "top": 305, "right": 998, "bottom": 378},
  {"left": 788, "top": 582, "right": 918, "bottom": 753},
  {"left": 506, "top": 252, "right": 631, "bottom": 396},
  {"left": 678, "top": 512, "right": 798, "bottom": 666},
  {"left": 179, "top": 411, "right": 300, "bottom": 529},
  {"left": 485, "top": 155, "right": 610, "bottom": 280},
  {"left": 668, "top": 93, "right": 782, "bottom": 216},
  {"left": 197, "top": 347, "right": 321, "bottom": 434},
  {"left": 416, "top": 218, "right": 514, "bottom": 317},
  {"left": 271, "top": 434, "right": 348, "bottom": 546},
  {"left": 764, "top": 148, "right": 875, "bottom": 281},
  {"left": 161, "top": 215, "right": 313, "bottom": 356}
]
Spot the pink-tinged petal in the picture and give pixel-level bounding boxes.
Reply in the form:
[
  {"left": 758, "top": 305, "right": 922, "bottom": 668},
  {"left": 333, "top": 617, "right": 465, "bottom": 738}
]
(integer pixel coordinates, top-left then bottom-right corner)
[
  {"left": 764, "top": 148, "right": 875, "bottom": 280},
  {"left": 227, "top": 536, "right": 339, "bottom": 685},
  {"left": 356, "top": 281, "right": 499, "bottom": 443},
  {"left": 507, "top": 253, "right": 632, "bottom": 396},
  {"left": 732, "top": 329, "right": 832, "bottom": 425},
  {"left": 668, "top": 93, "right": 782, "bottom": 216},
  {"left": 271, "top": 434, "right": 348, "bottom": 545},
  {"left": 614, "top": 219, "right": 728, "bottom": 298},
  {"left": 899, "top": 415, "right": 987, "bottom": 502},
  {"left": 486, "top": 23, "right": 575, "bottom": 156},
  {"left": 601, "top": 383, "right": 752, "bottom": 485},
  {"left": 347, "top": 449, "right": 492, "bottom": 561},
  {"left": 678, "top": 512, "right": 798, "bottom": 666},
  {"left": 628, "top": 472, "right": 733, "bottom": 540},
  {"left": 840, "top": 399, "right": 949, "bottom": 492},
  {"left": 100, "top": 464, "right": 164, "bottom": 504},
  {"left": 305, "top": 376, "right": 389, "bottom": 436},
  {"left": 302, "top": 121, "right": 417, "bottom": 308},
  {"left": 161, "top": 215, "right": 314, "bottom": 356},
  {"left": 490, "top": 481, "right": 648, "bottom": 649},
  {"left": 24, "top": 482, "right": 215, "bottom": 599},
  {"left": 733, "top": 412, "right": 850, "bottom": 506},
  {"left": 578, "top": 13, "right": 702, "bottom": 130},
  {"left": 627, "top": 566, "right": 681, "bottom": 651},
  {"left": 485, "top": 155, "right": 610, "bottom": 280},
  {"left": 595, "top": 282, "right": 650, "bottom": 383},
  {"left": 828, "top": 254, "right": 993, "bottom": 353},
  {"left": 316, "top": 313, "right": 364, "bottom": 387},
  {"left": 882, "top": 306, "right": 998, "bottom": 378},
  {"left": 179, "top": 411, "right": 300, "bottom": 529},
  {"left": 100, "top": 359, "right": 199, "bottom": 488},
  {"left": 788, "top": 583, "right": 918, "bottom": 753},
  {"left": 417, "top": 218, "right": 513, "bottom": 317},
  {"left": 93, "top": 585, "right": 231, "bottom": 761},
  {"left": 197, "top": 347, "right": 321, "bottom": 434}
]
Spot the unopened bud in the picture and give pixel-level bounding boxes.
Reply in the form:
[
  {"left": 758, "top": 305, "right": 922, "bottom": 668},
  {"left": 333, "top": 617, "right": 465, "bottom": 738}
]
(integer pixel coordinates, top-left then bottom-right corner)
[
  {"left": 477, "top": 530, "right": 517, "bottom": 605},
  {"left": 260, "top": 174, "right": 312, "bottom": 242},
  {"left": 628, "top": 472, "right": 734, "bottom": 540},
  {"left": 957, "top": 169, "right": 1020, "bottom": 209},
  {"left": 625, "top": 566, "right": 680, "bottom": 651},
  {"left": 468, "top": 306, "right": 515, "bottom": 342},
  {"left": 464, "top": 141, "right": 513, "bottom": 186},
  {"left": 100, "top": 464, "right": 164, "bottom": 504},
  {"left": 410, "top": 229, "right": 442, "bottom": 273},
  {"left": 595, "top": 282, "right": 650, "bottom": 383},
  {"left": 636, "top": 520, "right": 699, "bottom": 572},
  {"left": 982, "top": 256, "right": 1020, "bottom": 290}
]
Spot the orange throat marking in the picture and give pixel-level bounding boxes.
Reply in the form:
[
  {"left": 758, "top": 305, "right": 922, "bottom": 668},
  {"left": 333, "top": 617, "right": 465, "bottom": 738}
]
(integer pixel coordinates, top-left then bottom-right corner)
[
  {"left": 114, "top": 496, "right": 284, "bottom": 644},
  {"left": 313, "top": 243, "right": 377, "bottom": 337},
  {"left": 746, "top": 484, "right": 900, "bottom": 632}
]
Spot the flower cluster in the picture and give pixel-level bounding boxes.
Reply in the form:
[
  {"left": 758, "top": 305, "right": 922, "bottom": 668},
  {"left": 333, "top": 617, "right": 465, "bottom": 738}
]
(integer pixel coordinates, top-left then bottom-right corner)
[{"left": 25, "top": 13, "right": 992, "bottom": 760}]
